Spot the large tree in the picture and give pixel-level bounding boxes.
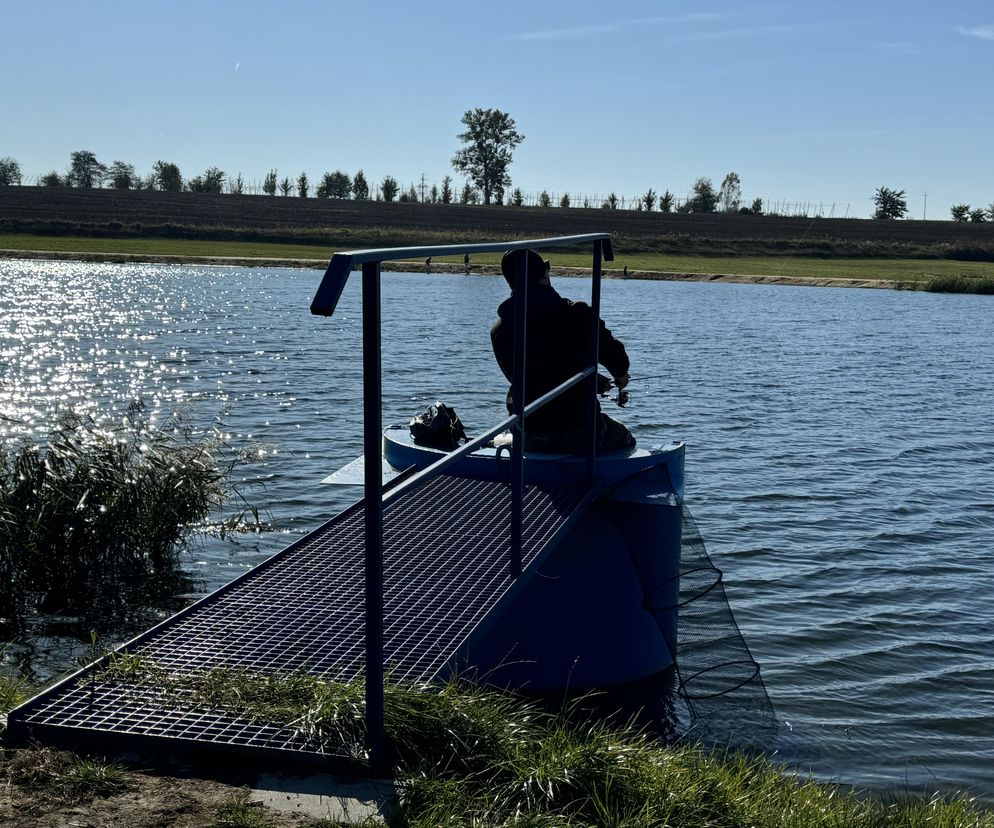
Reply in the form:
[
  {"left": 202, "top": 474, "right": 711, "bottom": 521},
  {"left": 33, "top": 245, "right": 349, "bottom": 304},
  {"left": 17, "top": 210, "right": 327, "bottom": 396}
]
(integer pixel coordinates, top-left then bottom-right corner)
[
  {"left": 153, "top": 160, "right": 182, "bottom": 191},
  {"left": 0, "top": 157, "right": 22, "bottom": 185},
  {"left": 950, "top": 203, "right": 970, "bottom": 222},
  {"left": 187, "top": 166, "right": 225, "bottom": 193},
  {"left": 202, "top": 166, "right": 225, "bottom": 193},
  {"left": 68, "top": 150, "right": 106, "bottom": 188},
  {"left": 316, "top": 171, "right": 352, "bottom": 199},
  {"left": 718, "top": 172, "right": 742, "bottom": 213},
  {"left": 106, "top": 161, "right": 136, "bottom": 189},
  {"left": 871, "top": 187, "right": 907, "bottom": 219},
  {"left": 687, "top": 177, "right": 718, "bottom": 213},
  {"left": 451, "top": 108, "right": 524, "bottom": 205},
  {"left": 379, "top": 175, "right": 399, "bottom": 202},
  {"left": 352, "top": 170, "right": 369, "bottom": 200}
]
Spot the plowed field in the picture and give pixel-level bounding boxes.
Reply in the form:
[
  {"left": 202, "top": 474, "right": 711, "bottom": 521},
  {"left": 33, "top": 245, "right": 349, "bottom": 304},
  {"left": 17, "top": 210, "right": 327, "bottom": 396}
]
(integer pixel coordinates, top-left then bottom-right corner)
[{"left": 3, "top": 186, "right": 992, "bottom": 253}]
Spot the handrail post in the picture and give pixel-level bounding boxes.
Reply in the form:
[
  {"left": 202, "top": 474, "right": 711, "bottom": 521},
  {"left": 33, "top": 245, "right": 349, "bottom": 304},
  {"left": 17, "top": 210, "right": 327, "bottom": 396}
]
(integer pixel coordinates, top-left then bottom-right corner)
[
  {"left": 586, "top": 240, "right": 603, "bottom": 483},
  {"left": 509, "top": 255, "right": 528, "bottom": 578},
  {"left": 362, "top": 260, "right": 385, "bottom": 764}
]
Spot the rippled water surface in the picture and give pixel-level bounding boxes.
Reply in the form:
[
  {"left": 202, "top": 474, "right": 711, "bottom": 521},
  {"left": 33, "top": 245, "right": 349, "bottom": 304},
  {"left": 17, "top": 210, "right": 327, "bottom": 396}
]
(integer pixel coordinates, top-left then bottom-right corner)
[{"left": 2, "top": 258, "right": 992, "bottom": 797}]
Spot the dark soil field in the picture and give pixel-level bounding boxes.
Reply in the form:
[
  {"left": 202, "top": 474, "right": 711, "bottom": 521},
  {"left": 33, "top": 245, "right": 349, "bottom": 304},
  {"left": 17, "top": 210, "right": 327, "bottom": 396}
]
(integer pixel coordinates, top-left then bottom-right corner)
[{"left": 2, "top": 186, "right": 992, "bottom": 259}]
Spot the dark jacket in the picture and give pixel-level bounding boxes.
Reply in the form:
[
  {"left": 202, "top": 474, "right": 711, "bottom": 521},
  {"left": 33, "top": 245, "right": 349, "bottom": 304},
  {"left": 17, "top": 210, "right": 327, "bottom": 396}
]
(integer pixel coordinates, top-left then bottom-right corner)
[{"left": 491, "top": 284, "right": 630, "bottom": 434}]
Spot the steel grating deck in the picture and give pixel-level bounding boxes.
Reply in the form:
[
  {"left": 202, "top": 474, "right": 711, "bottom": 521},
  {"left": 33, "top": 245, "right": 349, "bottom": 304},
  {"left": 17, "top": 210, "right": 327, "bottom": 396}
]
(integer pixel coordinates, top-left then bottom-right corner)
[{"left": 8, "top": 474, "right": 590, "bottom": 763}]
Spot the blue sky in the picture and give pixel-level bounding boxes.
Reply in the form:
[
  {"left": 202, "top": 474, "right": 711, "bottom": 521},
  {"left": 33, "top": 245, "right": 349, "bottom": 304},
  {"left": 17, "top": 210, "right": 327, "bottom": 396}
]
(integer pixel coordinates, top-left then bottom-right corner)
[{"left": 2, "top": 1, "right": 992, "bottom": 218}]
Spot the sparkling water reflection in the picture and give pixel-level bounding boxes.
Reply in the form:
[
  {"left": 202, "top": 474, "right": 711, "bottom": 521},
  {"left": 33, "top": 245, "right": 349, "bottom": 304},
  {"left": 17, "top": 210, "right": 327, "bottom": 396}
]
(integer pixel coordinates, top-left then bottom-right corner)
[{"left": 1, "top": 258, "right": 992, "bottom": 798}]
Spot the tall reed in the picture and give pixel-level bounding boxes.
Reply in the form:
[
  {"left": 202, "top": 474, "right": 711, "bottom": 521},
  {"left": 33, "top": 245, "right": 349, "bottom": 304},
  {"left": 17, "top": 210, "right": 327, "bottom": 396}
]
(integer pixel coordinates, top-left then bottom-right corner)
[
  {"left": 924, "top": 274, "right": 994, "bottom": 294},
  {"left": 0, "top": 403, "right": 255, "bottom": 628}
]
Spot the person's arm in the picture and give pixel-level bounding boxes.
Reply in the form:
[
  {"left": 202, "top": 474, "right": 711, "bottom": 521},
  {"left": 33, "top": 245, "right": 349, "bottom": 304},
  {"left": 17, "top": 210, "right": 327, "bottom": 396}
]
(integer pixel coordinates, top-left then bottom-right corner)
[
  {"left": 597, "top": 317, "right": 630, "bottom": 386},
  {"left": 490, "top": 319, "right": 515, "bottom": 383}
]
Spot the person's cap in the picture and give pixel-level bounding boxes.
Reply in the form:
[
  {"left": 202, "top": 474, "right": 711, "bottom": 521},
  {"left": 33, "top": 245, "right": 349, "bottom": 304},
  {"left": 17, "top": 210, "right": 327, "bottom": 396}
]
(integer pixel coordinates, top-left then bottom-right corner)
[{"left": 500, "top": 249, "right": 550, "bottom": 288}]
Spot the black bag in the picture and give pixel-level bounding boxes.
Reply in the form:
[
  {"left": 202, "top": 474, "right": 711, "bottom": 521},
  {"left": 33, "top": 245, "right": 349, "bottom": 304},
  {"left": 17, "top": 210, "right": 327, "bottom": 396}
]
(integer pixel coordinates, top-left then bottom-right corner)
[{"left": 409, "top": 402, "right": 468, "bottom": 450}]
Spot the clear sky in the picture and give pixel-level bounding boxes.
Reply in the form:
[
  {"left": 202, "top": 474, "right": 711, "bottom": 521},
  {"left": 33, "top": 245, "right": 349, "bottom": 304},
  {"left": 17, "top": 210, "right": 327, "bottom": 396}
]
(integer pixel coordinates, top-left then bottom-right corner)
[{"left": 2, "top": 1, "right": 992, "bottom": 218}]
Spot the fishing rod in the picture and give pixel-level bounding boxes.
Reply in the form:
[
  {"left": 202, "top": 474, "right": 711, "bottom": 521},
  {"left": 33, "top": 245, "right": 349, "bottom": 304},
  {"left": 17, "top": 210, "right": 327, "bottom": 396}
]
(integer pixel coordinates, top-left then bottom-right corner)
[{"left": 597, "top": 373, "right": 669, "bottom": 408}]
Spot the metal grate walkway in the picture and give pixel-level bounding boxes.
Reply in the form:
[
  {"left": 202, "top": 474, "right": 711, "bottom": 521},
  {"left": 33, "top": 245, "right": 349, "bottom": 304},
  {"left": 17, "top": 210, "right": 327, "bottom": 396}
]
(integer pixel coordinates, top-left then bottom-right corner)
[{"left": 8, "top": 474, "right": 590, "bottom": 763}]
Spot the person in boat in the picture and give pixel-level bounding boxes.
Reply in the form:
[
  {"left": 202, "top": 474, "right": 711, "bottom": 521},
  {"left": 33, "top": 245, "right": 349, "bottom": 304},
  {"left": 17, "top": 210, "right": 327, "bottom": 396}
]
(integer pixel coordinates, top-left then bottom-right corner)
[{"left": 491, "top": 248, "right": 635, "bottom": 454}]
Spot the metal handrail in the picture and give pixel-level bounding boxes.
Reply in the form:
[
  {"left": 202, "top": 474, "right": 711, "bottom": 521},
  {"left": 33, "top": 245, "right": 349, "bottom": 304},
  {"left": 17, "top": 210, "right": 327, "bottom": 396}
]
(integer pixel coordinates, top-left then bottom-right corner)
[
  {"left": 311, "top": 233, "right": 612, "bottom": 316},
  {"left": 310, "top": 233, "right": 614, "bottom": 765}
]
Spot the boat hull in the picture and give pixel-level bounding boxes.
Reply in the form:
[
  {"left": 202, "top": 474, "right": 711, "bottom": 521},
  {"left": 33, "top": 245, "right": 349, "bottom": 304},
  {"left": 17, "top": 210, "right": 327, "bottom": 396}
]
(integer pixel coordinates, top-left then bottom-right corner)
[{"left": 383, "top": 428, "right": 684, "bottom": 691}]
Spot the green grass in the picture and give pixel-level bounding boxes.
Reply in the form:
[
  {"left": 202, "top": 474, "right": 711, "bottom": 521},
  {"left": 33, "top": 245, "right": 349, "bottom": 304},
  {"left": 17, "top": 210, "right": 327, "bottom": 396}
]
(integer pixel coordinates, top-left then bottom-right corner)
[
  {"left": 95, "top": 660, "right": 994, "bottom": 828},
  {"left": 0, "top": 403, "right": 260, "bottom": 627},
  {"left": 212, "top": 797, "right": 278, "bottom": 828},
  {"left": 1, "top": 746, "right": 131, "bottom": 804},
  {"left": 5, "top": 232, "right": 994, "bottom": 283},
  {"left": 0, "top": 673, "right": 28, "bottom": 713}
]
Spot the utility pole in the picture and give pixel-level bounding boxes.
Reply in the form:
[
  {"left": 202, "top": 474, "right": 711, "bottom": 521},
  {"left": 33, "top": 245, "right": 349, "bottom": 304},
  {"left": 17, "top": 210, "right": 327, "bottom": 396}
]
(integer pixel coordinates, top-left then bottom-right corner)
[
  {"left": 419, "top": 173, "right": 427, "bottom": 203},
  {"left": 922, "top": 191, "right": 928, "bottom": 221}
]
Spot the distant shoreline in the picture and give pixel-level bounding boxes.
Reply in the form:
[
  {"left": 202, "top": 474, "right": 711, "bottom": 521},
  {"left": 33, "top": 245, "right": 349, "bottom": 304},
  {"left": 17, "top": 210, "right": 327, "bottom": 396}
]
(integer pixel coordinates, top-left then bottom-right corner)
[{"left": 0, "top": 248, "right": 915, "bottom": 290}]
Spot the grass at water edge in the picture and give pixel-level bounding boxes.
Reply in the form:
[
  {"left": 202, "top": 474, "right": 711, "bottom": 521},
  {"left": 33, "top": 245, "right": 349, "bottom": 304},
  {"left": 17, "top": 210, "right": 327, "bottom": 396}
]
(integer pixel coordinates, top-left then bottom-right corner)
[
  {"left": 4, "top": 232, "right": 994, "bottom": 284},
  {"left": 41, "top": 660, "right": 990, "bottom": 828}
]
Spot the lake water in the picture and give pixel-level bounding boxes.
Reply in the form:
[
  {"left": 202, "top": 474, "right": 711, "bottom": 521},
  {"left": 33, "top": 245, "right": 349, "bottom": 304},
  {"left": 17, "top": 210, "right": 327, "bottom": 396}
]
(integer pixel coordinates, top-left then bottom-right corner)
[{"left": 1, "top": 257, "right": 992, "bottom": 798}]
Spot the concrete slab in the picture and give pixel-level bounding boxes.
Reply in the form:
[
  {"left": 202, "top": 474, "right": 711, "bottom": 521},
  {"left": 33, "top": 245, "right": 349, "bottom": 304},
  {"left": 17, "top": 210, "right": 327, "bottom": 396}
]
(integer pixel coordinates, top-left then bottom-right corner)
[{"left": 251, "top": 772, "right": 399, "bottom": 824}]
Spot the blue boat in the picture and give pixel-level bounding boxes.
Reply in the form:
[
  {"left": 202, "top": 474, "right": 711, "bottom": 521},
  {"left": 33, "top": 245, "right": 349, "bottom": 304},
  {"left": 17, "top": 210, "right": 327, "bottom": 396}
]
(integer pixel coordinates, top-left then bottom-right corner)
[{"left": 378, "top": 427, "right": 685, "bottom": 692}]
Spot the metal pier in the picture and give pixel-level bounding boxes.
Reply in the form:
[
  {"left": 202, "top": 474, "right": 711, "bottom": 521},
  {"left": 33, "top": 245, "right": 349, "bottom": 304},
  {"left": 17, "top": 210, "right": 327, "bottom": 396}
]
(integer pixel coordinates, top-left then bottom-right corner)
[
  {"left": 7, "top": 474, "right": 590, "bottom": 764},
  {"left": 8, "top": 233, "right": 614, "bottom": 767}
]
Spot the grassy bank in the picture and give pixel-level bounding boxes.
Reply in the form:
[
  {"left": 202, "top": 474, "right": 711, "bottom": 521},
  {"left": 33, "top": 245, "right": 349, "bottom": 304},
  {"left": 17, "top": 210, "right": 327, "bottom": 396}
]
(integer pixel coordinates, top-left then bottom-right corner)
[
  {"left": 4, "top": 663, "right": 990, "bottom": 827},
  {"left": 5, "top": 232, "right": 994, "bottom": 284}
]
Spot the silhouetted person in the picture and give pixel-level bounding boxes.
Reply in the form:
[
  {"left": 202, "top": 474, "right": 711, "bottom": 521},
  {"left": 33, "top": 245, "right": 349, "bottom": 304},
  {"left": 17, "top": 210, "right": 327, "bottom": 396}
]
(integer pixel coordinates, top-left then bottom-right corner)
[{"left": 491, "top": 249, "right": 634, "bottom": 454}]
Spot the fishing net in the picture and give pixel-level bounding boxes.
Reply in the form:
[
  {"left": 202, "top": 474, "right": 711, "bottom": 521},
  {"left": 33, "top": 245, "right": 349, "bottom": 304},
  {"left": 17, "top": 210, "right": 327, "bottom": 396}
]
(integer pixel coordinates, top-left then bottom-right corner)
[{"left": 655, "top": 501, "right": 778, "bottom": 750}]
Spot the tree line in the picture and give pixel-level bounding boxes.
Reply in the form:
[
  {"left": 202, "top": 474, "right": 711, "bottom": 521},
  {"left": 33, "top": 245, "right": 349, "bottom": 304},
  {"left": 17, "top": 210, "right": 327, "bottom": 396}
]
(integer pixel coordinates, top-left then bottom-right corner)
[
  {"left": 0, "top": 146, "right": 760, "bottom": 214},
  {"left": 0, "top": 150, "right": 770, "bottom": 215},
  {"left": 2, "top": 108, "right": 991, "bottom": 221},
  {"left": 871, "top": 187, "right": 994, "bottom": 223}
]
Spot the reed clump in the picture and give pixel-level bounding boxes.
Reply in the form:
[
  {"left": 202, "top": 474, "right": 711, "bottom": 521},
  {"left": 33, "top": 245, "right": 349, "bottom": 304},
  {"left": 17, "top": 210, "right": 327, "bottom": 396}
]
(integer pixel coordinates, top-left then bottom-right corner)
[
  {"left": 924, "top": 274, "right": 994, "bottom": 294},
  {"left": 95, "top": 660, "right": 994, "bottom": 828},
  {"left": 0, "top": 403, "right": 256, "bottom": 628}
]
